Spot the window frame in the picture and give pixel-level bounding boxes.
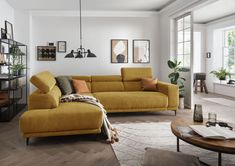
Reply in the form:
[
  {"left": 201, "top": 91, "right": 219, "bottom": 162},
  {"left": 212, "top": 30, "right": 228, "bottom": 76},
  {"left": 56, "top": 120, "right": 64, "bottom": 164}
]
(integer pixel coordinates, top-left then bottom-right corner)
[
  {"left": 175, "top": 13, "right": 192, "bottom": 68},
  {"left": 223, "top": 28, "right": 235, "bottom": 76}
]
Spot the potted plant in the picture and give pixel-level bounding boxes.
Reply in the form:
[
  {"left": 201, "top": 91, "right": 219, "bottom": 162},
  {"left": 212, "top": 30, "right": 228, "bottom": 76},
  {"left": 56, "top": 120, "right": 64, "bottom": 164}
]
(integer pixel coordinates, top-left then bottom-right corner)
[
  {"left": 167, "top": 59, "right": 186, "bottom": 109},
  {"left": 9, "top": 46, "right": 26, "bottom": 76},
  {"left": 210, "top": 68, "right": 231, "bottom": 81}
]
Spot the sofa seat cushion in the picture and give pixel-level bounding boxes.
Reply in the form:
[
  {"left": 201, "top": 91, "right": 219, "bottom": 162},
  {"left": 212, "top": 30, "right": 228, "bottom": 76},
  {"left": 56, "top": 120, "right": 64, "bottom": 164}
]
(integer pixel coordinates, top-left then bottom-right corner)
[
  {"left": 20, "top": 102, "right": 103, "bottom": 134},
  {"left": 93, "top": 91, "right": 168, "bottom": 110}
]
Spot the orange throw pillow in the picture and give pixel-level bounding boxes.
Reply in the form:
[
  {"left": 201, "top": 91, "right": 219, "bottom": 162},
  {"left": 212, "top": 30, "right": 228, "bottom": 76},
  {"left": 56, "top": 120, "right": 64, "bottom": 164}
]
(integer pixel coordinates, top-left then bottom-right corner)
[
  {"left": 141, "top": 78, "right": 158, "bottom": 91},
  {"left": 72, "top": 80, "right": 90, "bottom": 93}
]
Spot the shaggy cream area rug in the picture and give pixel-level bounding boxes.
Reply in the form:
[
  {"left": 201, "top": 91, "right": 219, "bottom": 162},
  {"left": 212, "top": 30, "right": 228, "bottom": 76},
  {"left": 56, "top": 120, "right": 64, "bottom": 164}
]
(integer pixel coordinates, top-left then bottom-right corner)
[{"left": 112, "top": 122, "right": 235, "bottom": 166}]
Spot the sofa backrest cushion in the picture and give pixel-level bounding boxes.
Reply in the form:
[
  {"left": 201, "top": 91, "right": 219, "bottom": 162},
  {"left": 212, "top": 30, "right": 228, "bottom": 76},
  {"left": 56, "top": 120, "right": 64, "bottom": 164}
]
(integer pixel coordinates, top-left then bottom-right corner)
[
  {"left": 121, "top": 68, "right": 153, "bottom": 91},
  {"left": 121, "top": 67, "right": 152, "bottom": 81},
  {"left": 72, "top": 76, "right": 91, "bottom": 92},
  {"left": 91, "top": 75, "right": 124, "bottom": 92},
  {"left": 30, "top": 71, "right": 56, "bottom": 93},
  {"left": 28, "top": 85, "right": 61, "bottom": 110}
]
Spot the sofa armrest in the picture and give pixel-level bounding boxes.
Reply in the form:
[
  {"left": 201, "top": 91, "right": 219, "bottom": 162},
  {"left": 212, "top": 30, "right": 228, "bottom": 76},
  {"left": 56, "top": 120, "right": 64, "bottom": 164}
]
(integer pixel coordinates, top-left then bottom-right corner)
[
  {"left": 157, "top": 81, "right": 179, "bottom": 109},
  {"left": 28, "top": 86, "right": 61, "bottom": 110}
]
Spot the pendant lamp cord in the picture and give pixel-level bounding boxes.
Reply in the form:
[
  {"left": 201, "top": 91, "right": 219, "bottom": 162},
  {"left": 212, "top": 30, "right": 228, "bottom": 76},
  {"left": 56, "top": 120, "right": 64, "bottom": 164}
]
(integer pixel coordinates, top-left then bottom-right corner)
[{"left": 79, "top": 0, "right": 82, "bottom": 48}]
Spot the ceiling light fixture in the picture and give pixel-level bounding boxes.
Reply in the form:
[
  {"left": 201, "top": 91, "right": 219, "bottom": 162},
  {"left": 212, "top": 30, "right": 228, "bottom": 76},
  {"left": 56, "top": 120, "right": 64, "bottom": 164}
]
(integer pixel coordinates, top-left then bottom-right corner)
[{"left": 65, "top": 0, "right": 96, "bottom": 58}]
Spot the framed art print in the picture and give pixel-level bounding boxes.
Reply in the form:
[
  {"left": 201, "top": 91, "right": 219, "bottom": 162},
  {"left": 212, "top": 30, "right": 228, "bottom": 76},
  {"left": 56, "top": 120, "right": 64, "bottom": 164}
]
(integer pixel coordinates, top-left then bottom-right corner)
[
  {"left": 111, "top": 39, "right": 128, "bottom": 63},
  {"left": 1, "top": 28, "right": 7, "bottom": 39},
  {"left": 37, "top": 46, "right": 56, "bottom": 61},
  {"left": 133, "top": 39, "right": 150, "bottom": 63},
  {"left": 57, "top": 41, "right": 67, "bottom": 53},
  {"left": 5, "top": 21, "right": 13, "bottom": 40}
]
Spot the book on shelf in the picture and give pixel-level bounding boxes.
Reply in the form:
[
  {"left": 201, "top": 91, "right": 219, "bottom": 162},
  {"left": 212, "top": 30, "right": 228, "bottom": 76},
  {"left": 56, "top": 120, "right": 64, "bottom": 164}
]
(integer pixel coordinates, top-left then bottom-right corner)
[{"left": 190, "top": 125, "right": 235, "bottom": 140}]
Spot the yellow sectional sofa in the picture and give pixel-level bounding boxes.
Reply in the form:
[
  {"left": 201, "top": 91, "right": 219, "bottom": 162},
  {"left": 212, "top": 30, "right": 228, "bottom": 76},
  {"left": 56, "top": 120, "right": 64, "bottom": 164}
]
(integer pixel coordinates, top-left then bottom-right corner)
[{"left": 19, "top": 67, "right": 179, "bottom": 145}]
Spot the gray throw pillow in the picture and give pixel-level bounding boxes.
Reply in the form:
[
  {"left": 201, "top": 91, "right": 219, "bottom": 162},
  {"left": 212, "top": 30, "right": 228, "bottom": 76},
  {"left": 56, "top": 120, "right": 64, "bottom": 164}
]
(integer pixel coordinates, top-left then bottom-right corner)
[{"left": 56, "top": 76, "right": 73, "bottom": 95}]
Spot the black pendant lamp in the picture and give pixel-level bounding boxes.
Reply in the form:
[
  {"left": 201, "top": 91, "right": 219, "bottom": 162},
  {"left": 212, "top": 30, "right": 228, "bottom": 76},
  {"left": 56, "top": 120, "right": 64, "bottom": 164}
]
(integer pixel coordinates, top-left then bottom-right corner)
[{"left": 65, "top": 0, "right": 96, "bottom": 58}]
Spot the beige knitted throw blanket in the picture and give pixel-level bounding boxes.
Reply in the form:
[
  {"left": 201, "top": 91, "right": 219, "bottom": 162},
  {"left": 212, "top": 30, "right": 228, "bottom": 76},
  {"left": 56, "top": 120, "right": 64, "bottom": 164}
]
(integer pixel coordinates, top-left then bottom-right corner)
[{"left": 60, "top": 94, "right": 118, "bottom": 144}]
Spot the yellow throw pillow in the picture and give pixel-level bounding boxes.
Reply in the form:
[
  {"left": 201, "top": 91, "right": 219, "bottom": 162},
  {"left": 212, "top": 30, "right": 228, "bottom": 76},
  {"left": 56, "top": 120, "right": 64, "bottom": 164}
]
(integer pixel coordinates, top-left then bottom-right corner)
[
  {"left": 141, "top": 78, "right": 158, "bottom": 91},
  {"left": 73, "top": 80, "right": 90, "bottom": 93}
]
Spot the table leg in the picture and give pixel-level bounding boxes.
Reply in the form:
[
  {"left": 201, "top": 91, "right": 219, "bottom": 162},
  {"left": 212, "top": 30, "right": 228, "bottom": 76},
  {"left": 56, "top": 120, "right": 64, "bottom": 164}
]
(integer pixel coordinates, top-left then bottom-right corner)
[
  {"left": 218, "top": 152, "right": 222, "bottom": 166},
  {"left": 177, "top": 137, "right": 180, "bottom": 152}
]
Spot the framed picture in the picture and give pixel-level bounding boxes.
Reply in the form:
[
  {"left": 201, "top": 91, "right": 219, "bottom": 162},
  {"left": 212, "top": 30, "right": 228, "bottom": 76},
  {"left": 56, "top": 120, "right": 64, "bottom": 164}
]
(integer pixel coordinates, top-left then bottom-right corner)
[
  {"left": 111, "top": 39, "right": 128, "bottom": 63},
  {"left": 1, "top": 28, "right": 7, "bottom": 39},
  {"left": 37, "top": 46, "right": 56, "bottom": 61},
  {"left": 5, "top": 21, "right": 14, "bottom": 40},
  {"left": 133, "top": 40, "right": 150, "bottom": 63},
  {"left": 57, "top": 41, "right": 67, "bottom": 53}
]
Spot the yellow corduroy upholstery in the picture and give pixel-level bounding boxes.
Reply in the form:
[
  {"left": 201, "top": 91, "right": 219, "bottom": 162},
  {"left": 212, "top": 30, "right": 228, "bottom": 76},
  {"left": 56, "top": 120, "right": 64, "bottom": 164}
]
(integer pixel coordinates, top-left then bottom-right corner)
[
  {"left": 91, "top": 75, "right": 122, "bottom": 82},
  {"left": 20, "top": 68, "right": 179, "bottom": 141},
  {"left": 93, "top": 91, "right": 168, "bottom": 111},
  {"left": 121, "top": 68, "right": 153, "bottom": 91},
  {"left": 91, "top": 75, "right": 124, "bottom": 92},
  {"left": 121, "top": 67, "right": 152, "bottom": 81},
  {"left": 30, "top": 71, "right": 56, "bottom": 93},
  {"left": 20, "top": 102, "right": 103, "bottom": 134},
  {"left": 92, "top": 82, "right": 124, "bottom": 92},
  {"left": 123, "top": 81, "right": 142, "bottom": 91},
  {"left": 28, "top": 86, "right": 61, "bottom": 110},
  {"left": 157, "top": 81, "right": 179, "bottom": 110}
]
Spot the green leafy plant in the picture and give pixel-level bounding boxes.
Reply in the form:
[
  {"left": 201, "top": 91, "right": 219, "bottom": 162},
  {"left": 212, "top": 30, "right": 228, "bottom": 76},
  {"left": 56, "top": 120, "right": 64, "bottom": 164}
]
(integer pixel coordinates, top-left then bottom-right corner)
[
  {"left": 210, "top": 68, "right": 231, "bottom": 80},
  {"left": 167, "top": 59, "right": 186, "bottom": 97},
  {"left": 9, "top": 46, "right": 26, "bottom": 76}
]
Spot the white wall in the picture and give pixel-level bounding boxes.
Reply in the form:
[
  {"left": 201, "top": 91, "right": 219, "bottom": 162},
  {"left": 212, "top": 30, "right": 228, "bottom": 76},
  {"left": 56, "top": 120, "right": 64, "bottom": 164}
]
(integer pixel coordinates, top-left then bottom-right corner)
[
  {"left": 193, "top": 24, "right": 206, "bottom": 73},
  {"left": 14, "top": 10, "right": 30, "bottom": 45},
  {"left": 159, "top": 0, "right": 201, "bottom": 108},
  {"left": 206, "top": 15, "right": 235, "bottom": 92},
  {"left": 30, "top": 15, "right": 160, "bottom": 77},
  {"left": 0, "top": 0, "right": 14, "bottom": 33}
]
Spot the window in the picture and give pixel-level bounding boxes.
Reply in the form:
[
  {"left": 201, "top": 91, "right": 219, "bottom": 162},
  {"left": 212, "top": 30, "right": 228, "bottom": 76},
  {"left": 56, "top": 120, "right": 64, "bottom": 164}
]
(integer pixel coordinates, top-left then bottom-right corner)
[
  {"left": 176, "top": 14, "right": 191, "bottom": 67},
  {"left": 223, "top": 29, "right": 235, "bottom": 74}
]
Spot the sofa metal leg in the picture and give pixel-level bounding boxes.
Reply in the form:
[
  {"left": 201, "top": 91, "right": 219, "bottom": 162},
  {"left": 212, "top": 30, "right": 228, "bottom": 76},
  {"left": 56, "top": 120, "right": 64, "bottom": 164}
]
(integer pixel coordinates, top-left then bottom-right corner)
[
  {"left": 26, "top": 138, "right": 29, "bottom": 146},
  {"left": 174, "top": 110, "right": 177, "bottom": 116}
]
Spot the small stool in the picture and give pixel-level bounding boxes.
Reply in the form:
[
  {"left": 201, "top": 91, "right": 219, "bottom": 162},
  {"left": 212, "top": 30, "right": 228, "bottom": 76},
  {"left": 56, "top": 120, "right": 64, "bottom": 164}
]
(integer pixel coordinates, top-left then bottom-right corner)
[
  {"left": 142, "top": 148, "right": 201, "bottom": 166},
  {"left": 193, "top": 73, "right": 208, "bottom": 94}
]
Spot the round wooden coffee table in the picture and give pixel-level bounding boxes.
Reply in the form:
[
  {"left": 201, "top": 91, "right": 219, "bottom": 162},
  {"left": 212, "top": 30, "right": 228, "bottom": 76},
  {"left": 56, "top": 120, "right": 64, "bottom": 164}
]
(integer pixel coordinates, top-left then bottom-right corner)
[{"left": 171, "top": 117, "right": 235, "bottom": 166}]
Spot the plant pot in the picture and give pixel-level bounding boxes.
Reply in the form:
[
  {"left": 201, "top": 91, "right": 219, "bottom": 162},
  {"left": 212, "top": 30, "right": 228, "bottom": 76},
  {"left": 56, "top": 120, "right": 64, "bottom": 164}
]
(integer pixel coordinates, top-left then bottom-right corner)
[{"left": 179, "top": 97, "right": 184, "bottom": 109}]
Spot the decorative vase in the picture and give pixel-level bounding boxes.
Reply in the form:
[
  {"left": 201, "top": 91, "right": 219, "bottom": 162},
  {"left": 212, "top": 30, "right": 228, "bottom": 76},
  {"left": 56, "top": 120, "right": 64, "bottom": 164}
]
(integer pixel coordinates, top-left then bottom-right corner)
[
  {"left": 193, "top": 104, "right": 203, "bottom": 122},
  {"left": 179, "top": 97, "right": 184, "bottom": 109}
]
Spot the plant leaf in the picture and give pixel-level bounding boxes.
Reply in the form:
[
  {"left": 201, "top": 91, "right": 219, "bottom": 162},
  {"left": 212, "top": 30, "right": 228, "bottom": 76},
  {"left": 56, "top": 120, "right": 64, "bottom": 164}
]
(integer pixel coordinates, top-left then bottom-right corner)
[{"left": 167, "top": 60, "right": 176, "bottom": 69}]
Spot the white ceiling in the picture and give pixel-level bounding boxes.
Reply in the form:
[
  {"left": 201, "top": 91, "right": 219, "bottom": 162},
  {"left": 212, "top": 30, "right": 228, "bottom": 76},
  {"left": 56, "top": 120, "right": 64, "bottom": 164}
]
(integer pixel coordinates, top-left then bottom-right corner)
[
  {"left": 6, "top": 0, "right": 175, "bottom": 11},
  {"left": 194, "top": 0, "right": 235, "bottom": 23}
]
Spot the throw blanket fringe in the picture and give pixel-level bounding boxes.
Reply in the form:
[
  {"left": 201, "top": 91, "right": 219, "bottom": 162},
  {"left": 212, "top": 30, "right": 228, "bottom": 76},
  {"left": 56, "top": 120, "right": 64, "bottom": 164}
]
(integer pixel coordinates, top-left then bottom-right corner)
[{"left": 60, "top": 94, "right": 118, "bottom": 144}]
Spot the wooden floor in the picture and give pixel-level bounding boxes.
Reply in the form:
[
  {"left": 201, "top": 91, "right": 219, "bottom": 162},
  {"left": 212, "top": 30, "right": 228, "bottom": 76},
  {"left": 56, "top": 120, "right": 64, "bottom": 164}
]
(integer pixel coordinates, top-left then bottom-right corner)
[{"left": 0, "top": 92, "right": 235, "bottom": 166}]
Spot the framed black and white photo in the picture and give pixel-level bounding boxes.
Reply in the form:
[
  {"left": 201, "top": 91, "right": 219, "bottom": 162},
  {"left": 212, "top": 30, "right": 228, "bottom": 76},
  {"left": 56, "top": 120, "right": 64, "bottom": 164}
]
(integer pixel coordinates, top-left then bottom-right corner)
[
  {"left": 5, "top": 21, "right": 14, "bottom": 40},
  {"left": 57, "top": 41, "right": 67, "bottom": 53},
  {"left": 133, "top": 40, "right": 150, "bottom": 63},
  {"left": 111, "top": 39, "right": 128, "bottom": 63},
  {"left": 1, "top": 28, "right": 7, "bottom": 39},
  {"left": 37, "top": 46, "right": 56, "bottom": 61}
]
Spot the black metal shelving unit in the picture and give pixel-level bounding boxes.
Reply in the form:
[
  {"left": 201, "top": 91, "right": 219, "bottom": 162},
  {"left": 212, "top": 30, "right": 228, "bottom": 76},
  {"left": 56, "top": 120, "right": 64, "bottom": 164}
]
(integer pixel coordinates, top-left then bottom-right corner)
[{"left": 0, "top": 38, "right": 27, "bottom": 122}]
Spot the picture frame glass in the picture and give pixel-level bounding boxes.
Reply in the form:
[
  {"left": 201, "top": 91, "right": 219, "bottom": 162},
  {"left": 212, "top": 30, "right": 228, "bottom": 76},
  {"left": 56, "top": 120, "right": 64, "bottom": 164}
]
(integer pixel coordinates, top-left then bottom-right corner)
[
  {"left": 5, "top": 21, "right": 13, "bottom": 40},
  {"left": 111, "top": 40, "right": 128, "bottom": 63},
  {"left": 133, "top": 40, "right": 150, "bottom": 63},
  {"left": 58, "top": 41, "right": 66, "bottom": 52}
]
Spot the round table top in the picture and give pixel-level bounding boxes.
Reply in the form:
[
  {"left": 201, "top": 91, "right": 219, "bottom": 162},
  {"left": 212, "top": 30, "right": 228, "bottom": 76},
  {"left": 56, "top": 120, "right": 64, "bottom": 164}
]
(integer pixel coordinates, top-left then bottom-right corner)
[{"left": 171, "top": 117, "right": 235, "bottom": 154}]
